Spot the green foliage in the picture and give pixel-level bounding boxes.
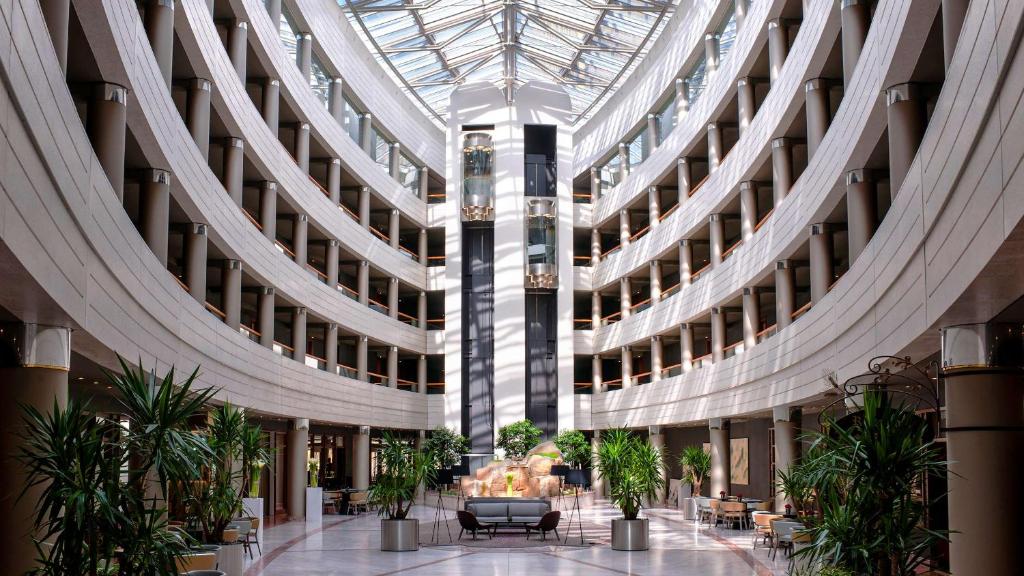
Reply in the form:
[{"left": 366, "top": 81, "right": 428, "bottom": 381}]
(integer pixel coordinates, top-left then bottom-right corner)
[
  {"left": 595, "top": 429, "right": 665, "bottom": 520},
  {"left": 19, "top": 356, "right": 214, "bottom": 574},
  {"left": 183, "top": 402, "right": 247, "bottom": 544},
  {"left": 553, "top": 429, "right": 591, "bottom": 469},
  {"left": 679, "top": 445, "right": 711, "bottom": 496},
  {"left": 496, "top": 419, "right": 543, "bottom": 461},
  {"left": 241, "top": 423, "right": 272, "bottom": 498},
  {"left": 792, "top": 390, "right": 947, "bottom": 576},
  {"left": 369, "top": 432, "right": 436, "bottom": 519},
  {"left": 424, "top": 426, "right": 469, "bottom": 469}
]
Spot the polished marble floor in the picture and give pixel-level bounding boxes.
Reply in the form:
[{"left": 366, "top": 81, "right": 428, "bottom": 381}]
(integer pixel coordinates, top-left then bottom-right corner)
[{"left": 243, "top": 499, "right": 792, "bottom": 575}]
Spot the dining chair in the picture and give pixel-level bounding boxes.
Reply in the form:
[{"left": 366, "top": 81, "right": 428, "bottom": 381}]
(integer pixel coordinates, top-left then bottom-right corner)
[
  {"left": 770, "top": 520, "right": 804, "bottom": 560},
  {"left": 751, "top": 513, "right": 782, "bottom": 549},
  {"left": 349, "top": 491, "right": 369, "bottom": 514},
  {"left": 242, "top": 516, "right": 261, "bottom": 557},
  {"left": 706, "top": 498, "right": 722, "bottom": 527},
  {"left": 721, "top": 501, "right": 747, "bottom": 530}
]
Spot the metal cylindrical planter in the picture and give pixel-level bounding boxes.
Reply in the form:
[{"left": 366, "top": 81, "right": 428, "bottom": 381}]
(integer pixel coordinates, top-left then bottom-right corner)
[
  {"left": 381, "top": 518, "right": 420, "bottom": 552},
  {"left": 611, "top": 518, "right": 649, "bottom": 551},
  {"left": 217, "top": 542, "right": 245, "bottom": 576}
]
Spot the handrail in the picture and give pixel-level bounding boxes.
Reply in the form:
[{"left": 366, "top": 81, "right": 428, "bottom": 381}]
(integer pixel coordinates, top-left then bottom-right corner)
[
  {"left": 367, "top": 370, "right": 388, "bottom": 383},
  {"left": 628, "top": 224, "right": 650, "bottom": 242},
  {"left": 427, "top": 318, "right": 445, "bottom": 329},
  {"left": 630, "top": 297, "right": 652, "bottom": 311},
  {"left": 427, "top": 193, "right": 445, "bottom": 199},
  {"left": 367, "top": 297, "right": 390, "bottom": 313},
  {"left": 600, "top": 244, "right": 622, "bottom": 258},
  {"left": 660, "top": 283, "right": 681, "bottom": 300},
  {"left": 242, "top": 209, "right": 263, "bottom": 230},
  {"left": 369, "top": 226, "right": 390, "bottom": 243},
  {"left": 337, "top": 283, "right": 359, "bottom": 299},
  {"left": 396, "top": 309, "right": 418, "bottom": 325},
  {"left": 340, "top": 203, "right": 360, "bottom": 221},
  {"left": 273, "top": 340, "right": 295, "bottom": 353},
  {"left": 723, "top": 341, "right": 743, "bottom": 353},
  {"left": 396, "top": 377, "right": 417, "bottom": 387},
  {"left": 573, "top": 381, "right": 593, "bottom": 388},
  {"left": 658, "top": 203, "right": 679, "bottom": 221},
  {"left": 204, "top": 301, "right": 227, "bottom": 319},
  {"left": 240, "top": 324, "right": 260, "bottom": 339},
  {"left": 633, "top": 370, "right": 652, "bottom": 384},
  {"left": 691, "top": 263, "right": 711, "bottom": 281},
  {"left": 573, "top": 255, "right": 592, "bottom": 262},
  {"left": 721, "top": 239, "right": 742, "bottom": 260},
  {"left": 308, "top": 175, "right": 330, "bottom": 198},
  {"left": 572, "top": 193, "right": 591, "bottom": 201},
  {"left": 660, "top": 363, "right": 682, "bottom": 375},
  {"left": 791, "top": 301, "right": 813, "bottom": 320},
  {"left": 754, "top": 208, "right": 774, "bottom": 232},
  {"left": 603, "top": 377, "right": 623, "bottom": 386},
  {"left": 427, "top": 382, "right": 445, "bottom": 387},
  {"left": 756, "top": 324, "right": 777, "bottom": 342},
  {"left": 275, "top": 240, "right": 297, "bottom": 259},
  {"left": 307, "top": 265, "right": 328, "bottom": 282},
  {"left": 173, "top": 275, "right": 189, "bottom": 292},
  {"left": 574, "top": 318, "right": 594, "bottom": 330},
  {"left": 689, "top": 174, "right": 710, "bottom": 197},
  {"left": 397, "top": 244, "right": 420, "bottom": 261},
  {"left": 601, "top": 310, "right": 622, "bottom": 322}
]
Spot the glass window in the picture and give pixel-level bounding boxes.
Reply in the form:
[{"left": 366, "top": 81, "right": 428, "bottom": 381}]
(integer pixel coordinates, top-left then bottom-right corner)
[
  {"left": 310, "top": 54, "right": 330, "bottom": 106},
  {"left": 277, "top": 7, "right": 298, "bottom": 59},
  {"left": 656, "top": 96, "right": 676, "bottom": 141},
  {"left": 600, "top": 154, "right": 621, "bottom": 189},
  {"left": 687, "top": 60, "right": 707, "bottom": 104},
  {"left": 372, "top": 129, "right": 390, "bottom": 171},
  {"left": 718, "top": 12, "right": 739, "bottom": 62},
  {"left": 627, "top": 131, "right": 645, "bottom": 168},
  {"left": 399, "top": 153, "right": 419, "bottom": 193},
  {"left": 343, "top": 99, "right": 361, "bottom": 143}
]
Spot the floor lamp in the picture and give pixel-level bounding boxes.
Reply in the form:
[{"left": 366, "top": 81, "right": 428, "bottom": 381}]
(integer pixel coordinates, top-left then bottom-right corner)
[
  {"left": 431, "top": 468, "right": 454, "bottom": 544},
  {"left": 550, "top": 464, "right": 570, "bottom": 511},
  {"left": 562, "top": 468, "right": 587, "bottom": 545}
]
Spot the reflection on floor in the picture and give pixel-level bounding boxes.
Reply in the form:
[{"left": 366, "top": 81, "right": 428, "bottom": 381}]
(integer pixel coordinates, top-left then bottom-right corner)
[{"left": 243, "top": 499, "right": 793, "bottom": 575}]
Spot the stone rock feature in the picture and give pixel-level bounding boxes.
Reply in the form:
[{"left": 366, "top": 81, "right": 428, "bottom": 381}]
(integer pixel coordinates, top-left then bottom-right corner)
[{"left": 459, "top": 441, "right": 565, "bottom": 498}]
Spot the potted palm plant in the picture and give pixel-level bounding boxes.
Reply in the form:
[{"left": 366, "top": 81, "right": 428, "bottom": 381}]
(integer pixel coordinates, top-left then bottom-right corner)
[
  {"left": 679, "top": 446, "right": 711, "bottom": 519},
  {"left": 370, "top": 432, "right": 436, "bottom": 551},
  {"left": 596, "top": 429, "right": 665, "bottom": 551},
  {"left": 240, "top": 422, "right": 271, "bottom": 546}
]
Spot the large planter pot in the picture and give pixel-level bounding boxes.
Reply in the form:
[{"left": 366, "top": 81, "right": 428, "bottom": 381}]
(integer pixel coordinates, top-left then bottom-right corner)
[
  {"left": 682, "top": 497, "right": 698, "bottom": 521},
  {"left": 611, "top": 518, "right": 649, "bottom": 551},
  {"left": 380, "top": 518, "right": 420, "bottom": 552},
  {"left": 216, "top": 542, "right": 245, "bottom": 576},
  {"left": 305, "top": 486, "right": 322, "bottom": 525},
  {"left": 242, "top": 497, "right": 264, "bottom": 545}
]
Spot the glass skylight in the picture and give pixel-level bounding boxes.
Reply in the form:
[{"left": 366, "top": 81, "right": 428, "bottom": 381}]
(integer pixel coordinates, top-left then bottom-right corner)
[{"left": 343, "top": 0, "right": 678, "bottom": 125}]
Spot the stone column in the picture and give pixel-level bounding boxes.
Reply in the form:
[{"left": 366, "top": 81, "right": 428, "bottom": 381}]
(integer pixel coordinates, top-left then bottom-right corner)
[
  {"left": 0, "top": 324, "right": 70, "bottom": 576},
  {"left": 258, "top": 286, "right": 275, "bottom": 348},
  {"left": 650, "top": 336, "right": 663, "bottom": 383},
  {"left": 389, "top": 209, "right": 400, "bottom": 250},
  {"left": 805, "top": 79, "right": 830, "bottom": 159},
  {"left": 41, "top": 0, "right": 70, "bottom": 76},
  {"left": 942, "top": 0, "right": 969, "bottom": 70},
  {"left": 677, "top": 157, "right": 692, "bottom": 200},
  {"left": 648, "top": 186, "right": 661, "bottom": 227},
  {"left": 620, "top": 277, "right": 632, "bottom": 319},
  {"left": 227, "top": 20, "right": 247, "bottom": 83},
  {"left": 590, "top": 167, "right": 602, "bottom": 201},
  {"left": 707, "top": 122, "right": 723, "bottom": 172},
  {"left": 184, "top": 223, "right": 208, "bottom": 303},
  {"left": 353, "top": 426, "right": 370, "bottom": 490},
  {"left": 355, "top": 336, "right": 369, "bottom": 381},
  {"left": 418, "top": 291, "right": 427, "bottom": 330},
  {"left": 259, "top": 181, "right": 277, "bottom": 241},
  {"left": 296, "top": 32, "right": 312, "bottom": 79},
  {"left": 359, "top": 113, "right": 373, "bottom": 155},
  {"left": 266, "top": 0, "right": 281, "bottom": 28},
  {"left": 357, "top": 261, "right": 369, "bottom": 305},
  {"left": 358, "top": 187, "right": 371, "bottom": 229},
  {"left": 186, "top": 78, "right": 212, "bottom": 161},
  {"left": 772, "top": 406, "right": 798, "bottom": 512},
  {"left": 775, "top": 260, "right": 795, "bottom": 330},
  {"left": 326, "top": 158, "right": 341, "bottom": 205},
  {"left": 87, "top": 83, "right": 128, "bottom": 199},
  {"left": 704, "top": 33, "right": 720, "bottom": 74},
  {"left": 325, "top": 323, "right": 338, "bottom": 374},
  {"left": 141, "top": 169, "right": 170, "bottom": 265},
  {"left": 709, "top": 213, "right": 724, "bottom": 267},
  {"left": 286, "top": 419, "right": 309, "bottom": 520},
  {"left": 734, "top": 0, "right": 748, "bottom": 29},
  {"left": 590, "top": 228, "right": 601, "bottom": 266},
  {"left": 223, "top": 137, "right": 244, "bottom": 206},
  {"left": 742, "top": 287, "right": 760, "bottom": 350},
  {"left": 387, "top": 347, "right": 398, "bottom": 388},
  {"left": 418, "top": 229, "right": 428, "bottom": 264},
  {"left": 328, "top": 77, "right": 345, "bottom": 123},
  {"left": 619, "top": 209, "right": 631, "bottom": 247},
  {"left": 846, "top": 169, "right": 877, "bottom": 262},
  {"left": 841, "top": 0, "right": 870, "bottom": 85},
  {"left": 941, "top": 323, "right": 1024, "bottom": 576},
  {"left": 617, "top": 142, "right": 630, "bottom": 181},
  {"left": 592, "top": 355, "right": 603, "bottom": 393},
  {"left": 711, "top": 307, "right": 725, "bottom": 362},
  {"left": 419, "top": 167, "right": 430, "bottom": 202},
  {"left": 739, "top": 181, "right": 757, "bottom": 242},
  {"left": 737, "top": 77, "right": 756, "bottom": 135},
  {"left": 144, "top": 0, "right": 174, "bottom": 89},
  {"left": 591, "top": 291, "right": 601, "bottom": 329},
  {"left": 326, "top": 240, "right": 340, "bottom": 287},
  {"left": 886, "top": 83, "right": 925, "bottom": 196},
  {"left": 387, "top": 278, "right": 399, "bottom": 320},
  {"left": 292, "top": 213, "right": 308, "bottom": 266},
  {"left": 590, "top": 431, "right": 603, "bottom": 496},
  {"left": 709, "top": 419, "right": 730, "bottom": 497},
  {"left": 648, "top": 426, "right": 666, "bottom": 503},
  {"left": 262, "top": 78, "right": 280, "bottom": 138},
  {"left": 620, "top": 347, "right": 633, "bottom": 389},
  {"left": 809, "top": 223, "right": 834, "bottom": 304},
  {"left": 767, "top": 18, "right": 789, "bottom": 83},
  {"left": 680, "top": 323, "right": 694, "bottom": 372},
  {"left": 646, "top": 113, "right": 659, "bottom": 150},
  {"left": 417, "top": 355, "right": 427, "bottom": 393},
  {"left": 771, "top": 137, "right": 793, "bottom": 207},
  {"left": 222, "top": 259, "right": 242, "bottom": 329},
  {"left": 675, "top": 78, "right": 690, "bottom": 119},
  {"left": 650, "top": 261, "right": 662, "bottom": 301},
  {"left": 389, "top": 143, "right": 402, "bottom": 180},
  {"left": 679, "top": 239, "right": 693, "bottom": 287},
  {"left": 294, "top": 123, "right": 310, "bottom": 174},
  {"left": 291, "top": 307, "right": 306, "bottom": 362}
]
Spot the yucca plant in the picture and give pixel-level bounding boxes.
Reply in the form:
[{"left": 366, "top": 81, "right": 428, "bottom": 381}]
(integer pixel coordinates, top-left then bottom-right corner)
[
  {"left": 240, "top": 423, "right": 272, "bottom": 498},
  {"left": 595, "top": 429, "right": 664, "bottom": 520},
  {"left": 183, "top": 402, "right": 246, "bottom": 543},
  {"left": 679, "top": 445, "right": 711, "bottom": 497},
  {"left": 369, "top": 432, "right": 435, "bottom": 520}
]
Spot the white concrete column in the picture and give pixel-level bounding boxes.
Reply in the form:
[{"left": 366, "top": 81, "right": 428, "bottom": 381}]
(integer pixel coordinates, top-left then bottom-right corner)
[
  {"left": 295, "top": 32, "right": 312, "bottom": 79},
  {"left": 356, "top": 336, "right": 368, "bottom": 381},
  {"left": 353, "top": 427, "right": 370, "bottom": 490},
  {"left": 187, "top": 78, "right": 212, "bottom": 161},
  {"left": 140, "top": 168, "right": 170, "bottom": 266},
  {"left": 328, "top": 77, "right": 345, "bottom": 123},
  {"left": 357, "top": 261, "right": 369, "bottom": 305},
  {"left": 620, "top": 347, "right": 633, "bottom": 389},
  {"left": 87, "top": 83, "right": 128, "bottom": 199},
  {"left": 417, "top": 355, "right": 427, "bottom": 393},
  {"left": 737, "top": 77, "right": 756, "bottom": 136},
  {"left": 418, "top": 229, "right": 429, "bottom": 264},
  {"left": 650, "top": 336, "right": 663, "bottom": 383},
  {"left": 734, "top": 0, "right": 748, "bottom": 29},
  {"left": 709, "top": 213, "right": 724, "bottom": 267},
  {"left": 144, "top": 0, "right": 174, "bottom": 89},
  {"left": 294, "top": 122, "right": 310, "bottom": 174},
  {"left": 942, "top": 0, "right": 969, "bottom": 70},
  {"left": 591, "top": 291, "right": 602, "bottom": 329},
  {"left": 809, "top": 223, "right": 834, "bottom": 303},
  {"left": 325, "top": 323, "right": 338, "bottom": 375},
  {"left": 223, "top": 137, "right": 244, "bottom": 206},
  {"left": 418, "top": 291, "right": 428, "bottom": 329},
  {"left": 286, "top": 419, "right": 309, "bottom": 520},
  {"left": 591, "top": 431, "right": 604, "bottom": 496},
  {"left": 358, "top": 186, "right": 371, "bottom": 229},
  {"left": 649, "top": 260, "right": 662, "bottom": 301},
  {"left": 222, "top": 259, "right": 242, "bottom": 329},
  {"left": 227, "top": 20, "right": 247, "bottom": 83},
  {"left": 590, "top": 228, "right": 601, "bottom": 265},
  {"left": 327, "top": 158, "right": 342, "bottom": 205},
  {"left": 387, "top": 277, "right": 399, "bottom": 320},
  {"left": 711, "top": 307, "right": 725, "bottom": 363},
  {"left": 419, "top": 167, "right": 430, "bottom": 202},
  {"left": 326, "top": 240, "right": 340, "bottom": 287},
  {"left": 184, "top": 223, "right": 208, "bottom": 304},
  {"left": 619, "top": 209, "right": 631, "bottom": 247},
  {"left": 646, "top": 113, "right": 659, "bottom": 150},
  {"left": 846, "top": 169, "right": 877, "bottom": 262},
  {"left": 704, "top": 33, "right": 720, "bottom": 73},
  {"left": 709, "top": 419, "right": 730, "bottom": 497},
  {"left": 617, "top": 142, "right": 630, "bottom": 181},
  {"left": 266, "top": 0, "right": 281, "bottom": 28},
  {"left": 742, "top": 287, "right": 760, "bottom": 350},
  {"left": 592, "top": 355, "right": 603, "bottom": 393},
  {"left": 771, "top": 138, "right": 793, "bottom": 207},
  {"left": 291, "top": 307, "right": 306, "bottom": 362},
  {"left": 387, "top": 346, "right": 398, "bottom": 388},
  {"left": 679, "top": 239, "right": 693, "bottom": 287},
  {"left": 292, "top": 214, "right": 308, "bottom": 266},
  {"left": 262, "top": 79, "right": 280, "bottom": 138},
  {"left": 677, "top": 157, "right": 692, "bottom": 200},
  {"left": 886, "top": 83, "right": 925, "bottom": 196},
  {"left": 590, "top": 167, "right": 602, "bottom": 201},
  {"left": 359, "top": 113, "right": 373, "bottom": 155},
  {"left": 675, "top": 78, "right": 690, "bottom": 119},
  {"left": 772, "top": 406, "right": 798, "bottom": 512},
  {"left": 257, "top": 287, "right": 274, "bottom": 348},
  {"left": 767, "top": 18, "right": 789, "bottom": 83},
  {"left": 840, "top": 0, "right": 870, "bottom": 86},
  {"left": 389, "top": 209, "right": 400, "bottom": 250},
  {"left": 648, "top": 426, "right": 666, "bottom": 503},
  {"left": 775, "top": 260, "right": 795, "bottom": 330},
  {"left": 680, "top": 323, "right": 694, "bottom": 372},
  {"left": 739, "top": 181, "right": 758, "bottom": 242},
  {"left": 389, "top": 142, "right": 402, "bottom": 180},
  {"left": 707, "top": 122, "right": 723, "bottom": 172},
  {"left": 805, "top": 79, "right": 830, "bottom": 159},
  {"left": 40, "top": 0, "right": 70, "bottom": 76},
  {"left": 259, "top": 181, "right": 277, "bottom": 241},
  {"left": 620, "top": 277, "right": 632, "bottom": 319}
]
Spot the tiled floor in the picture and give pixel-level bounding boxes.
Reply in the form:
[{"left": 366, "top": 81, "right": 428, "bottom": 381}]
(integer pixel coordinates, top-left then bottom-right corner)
[{"left": 243, "top": 500, "right": 793, "bottom": 575}]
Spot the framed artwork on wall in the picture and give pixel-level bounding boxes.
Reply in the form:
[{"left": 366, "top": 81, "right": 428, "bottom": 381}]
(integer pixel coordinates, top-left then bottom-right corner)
[{"left": 730, "top": 437, "right": 749, "bottom": 485}]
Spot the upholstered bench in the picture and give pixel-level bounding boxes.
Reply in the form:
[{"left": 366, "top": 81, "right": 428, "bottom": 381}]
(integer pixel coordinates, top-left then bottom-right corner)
[{"left": 464, "top": 498, "right": 551, "bottom": 531}]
